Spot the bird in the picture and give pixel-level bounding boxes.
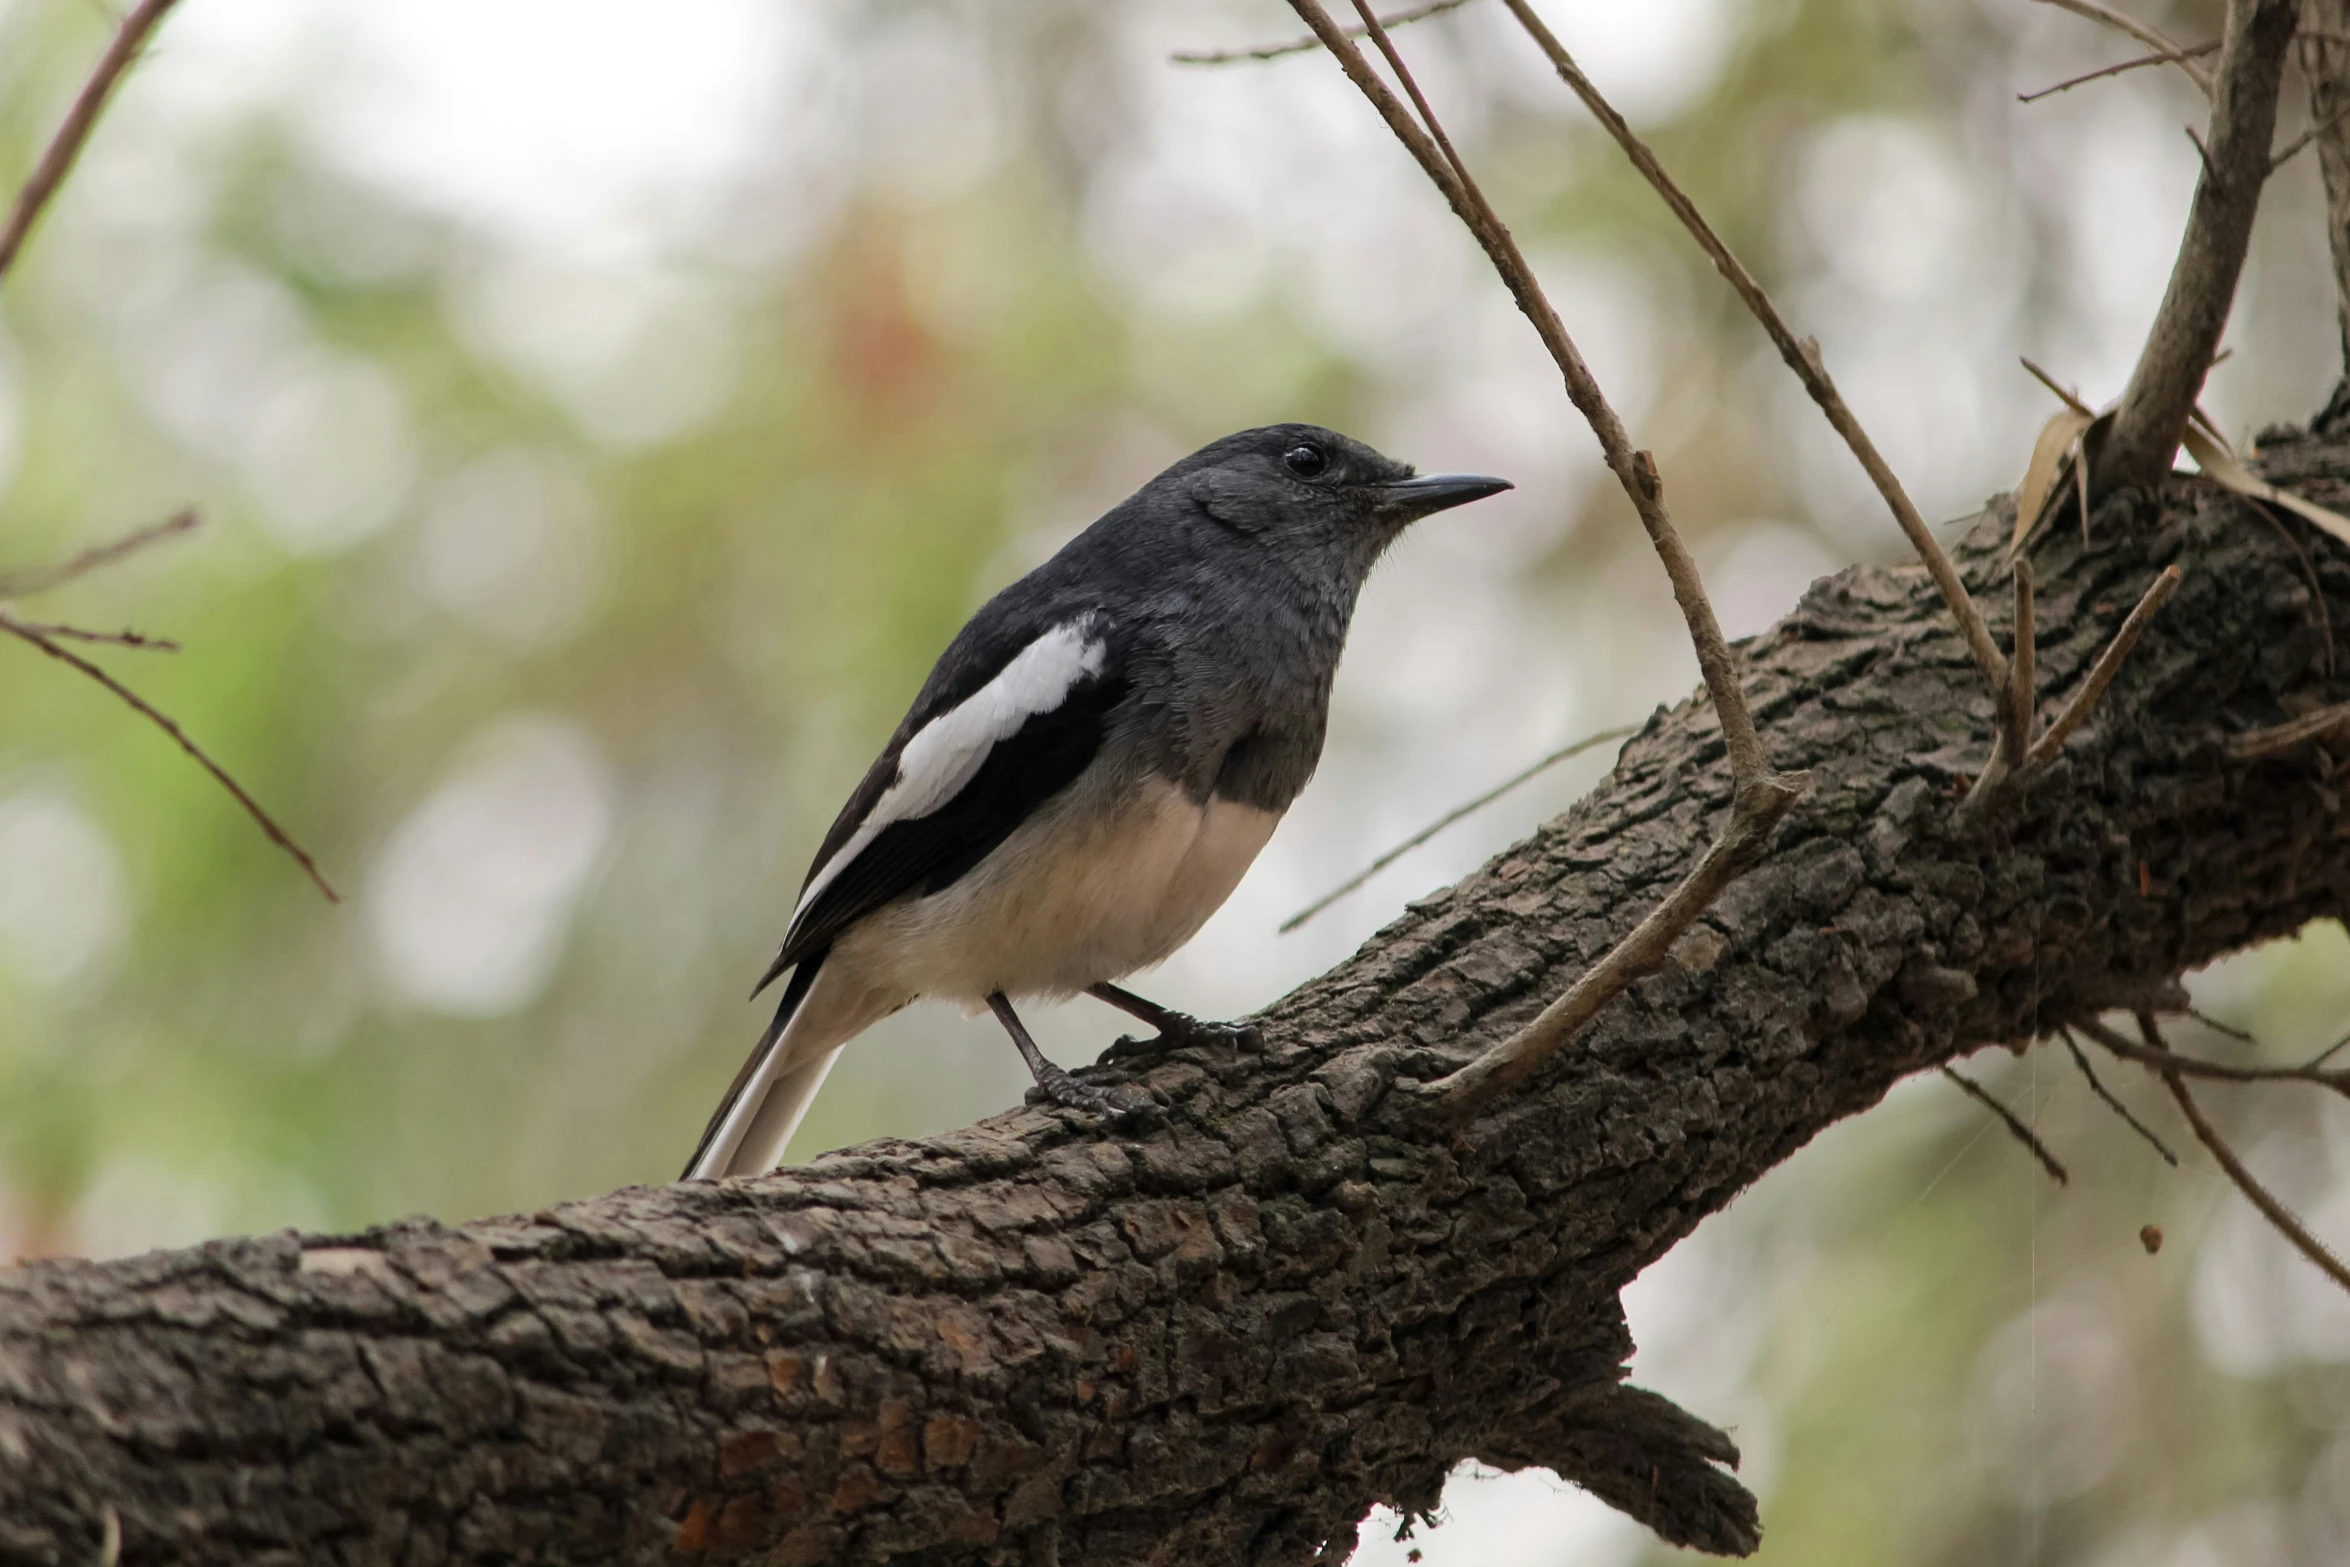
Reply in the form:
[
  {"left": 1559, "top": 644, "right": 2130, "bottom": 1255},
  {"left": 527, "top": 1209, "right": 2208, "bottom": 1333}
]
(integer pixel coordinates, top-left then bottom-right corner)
[{"left": 683, "top": 424, "right": 1509, "bottom": 1179}]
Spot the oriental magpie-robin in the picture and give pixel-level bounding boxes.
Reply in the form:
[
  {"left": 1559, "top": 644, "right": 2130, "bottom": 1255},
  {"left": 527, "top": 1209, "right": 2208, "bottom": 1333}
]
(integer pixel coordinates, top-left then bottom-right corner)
[{"left": 684, "top": 424, "right": 1507, "bottom": 1178}]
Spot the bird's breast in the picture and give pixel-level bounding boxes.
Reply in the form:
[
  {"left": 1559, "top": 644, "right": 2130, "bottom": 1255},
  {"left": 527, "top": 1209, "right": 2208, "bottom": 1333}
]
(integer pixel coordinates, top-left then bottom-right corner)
[{"left": 839, "top": 774, "right": 1279, "bottom": 1003}]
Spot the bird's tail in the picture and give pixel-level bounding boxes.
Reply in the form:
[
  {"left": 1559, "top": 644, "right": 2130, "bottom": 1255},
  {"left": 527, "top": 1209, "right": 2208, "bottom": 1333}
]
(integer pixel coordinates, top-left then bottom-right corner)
[{"left": 682, "top": 956, "right": 841, "bottom": 1180}]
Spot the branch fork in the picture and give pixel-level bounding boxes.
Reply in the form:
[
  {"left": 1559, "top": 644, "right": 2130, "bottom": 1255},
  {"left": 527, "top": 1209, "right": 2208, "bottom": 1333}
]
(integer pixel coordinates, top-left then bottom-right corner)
[
  {"left": 0, "top": 511, "right": 339, "bottom": 903},
  {"left": 1284, "top": 0, "right": 1805, "bottom": 1125}
]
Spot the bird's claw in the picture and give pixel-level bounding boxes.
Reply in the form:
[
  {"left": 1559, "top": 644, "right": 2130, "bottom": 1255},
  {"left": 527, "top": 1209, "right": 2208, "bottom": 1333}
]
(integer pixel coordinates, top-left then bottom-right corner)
[
  {"left": 1024, "top": 1059, "right": 1153, "bottom": 1119},
  {"left": 1097, "top": 1013, "right": 1263, "bottom": 1066}
]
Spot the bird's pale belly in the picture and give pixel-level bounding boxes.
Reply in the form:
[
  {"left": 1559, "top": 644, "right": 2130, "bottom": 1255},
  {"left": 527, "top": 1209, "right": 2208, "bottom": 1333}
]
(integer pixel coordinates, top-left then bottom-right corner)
[{"left": 835, "top": 776, "right": 1279, "bottom": 1004}]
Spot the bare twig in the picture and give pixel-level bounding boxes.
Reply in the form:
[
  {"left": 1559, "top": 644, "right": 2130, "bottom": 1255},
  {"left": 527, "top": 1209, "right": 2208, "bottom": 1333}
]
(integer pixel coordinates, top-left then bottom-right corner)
[
  {"left": 0, "top": 620, "right": 178, "bottom": 651},
  {"left": 0, "top": 0, "right": 184, "bottom": 286},
  {"left": 2032, "top": 0, "right": 2215, "bottom": 94},
  {"left": 1281, "top": 724, "right": 1636, "bottom": 934},
  {"left": 2058, "top": 1025, "right": 2178, "bottom": 1165},
  {"left": 1493, "top": 0, "right": 2013, "bottom": 723},
  {"left": 2101, "top": 0, "right": 2300, "bottom": 489},
  {"left": 2003, "top": 562, "right": 2036, "bottom": 769},
  {"left": 2185, "top": 122, "right": 2221, "bottom": 184},
  {"left": 1958, "top": 565, "right": 2177, "bottom": 820},
  {"left": 1172, "top": 0, "right": 1475, "bottom": 66},
  {"left": 2272, "top": 95, "right": 2350, "bottom": 172},
  {"left": 2021, "top": 355, "right": 2094, "bottom": 415},
  {"left": 2228, "top": 697, "right": 2350, "bottom": 759},
  {"left": 2299, "top": 2, "right": 2350, "bottom": 369},
  {"left": 2311, "top": 1026, "right": 2350, "bottom": 1072},
  {"left": 0, "top": 508, "right": 197, "bottom": 598},
  {"left": 1431, "top": 818, "right": 1792, "bottom": 1117},
  {"left": 2184, "top": 1004, "right": 2258, "bottom": 1044},
  {"left": 2138, "top": 1012, "right": 2350, "bottom": 1295},
  {"left": 1284, "top": 0, "right": 1804, "bottom": 1121},
  {"left": 2019, "top": 39, "right": 2219, "bottom": 103},
  {"left": 0, "top": 610, "right": 339, "bottom": 902},
  {"left": 1941, "top": 1064, "right": 2070, "bottom": 1185},
  {"left": 2024, "top": 565, "right": 2183, "bottom": 767},
  {"left": 2075, "top": 1016, "right": 2350, "bottom": 1097}
]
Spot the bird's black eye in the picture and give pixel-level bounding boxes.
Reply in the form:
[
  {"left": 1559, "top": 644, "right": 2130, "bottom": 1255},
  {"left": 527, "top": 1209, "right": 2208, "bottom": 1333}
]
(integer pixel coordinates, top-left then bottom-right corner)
[{"left": 1284, "top": 443, "right": 1328, "bottom": 478}]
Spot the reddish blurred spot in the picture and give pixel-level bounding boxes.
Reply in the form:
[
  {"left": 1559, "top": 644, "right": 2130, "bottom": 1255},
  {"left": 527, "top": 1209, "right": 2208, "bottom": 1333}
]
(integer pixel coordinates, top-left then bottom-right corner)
[{"left": 825, "top": 220, "right": 944, "bottom": 429}]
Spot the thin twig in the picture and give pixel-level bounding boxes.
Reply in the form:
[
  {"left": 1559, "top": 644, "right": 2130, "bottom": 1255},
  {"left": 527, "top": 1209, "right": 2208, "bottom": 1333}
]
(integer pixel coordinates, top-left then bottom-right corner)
[
  {"left": 2020, "top": 355, "right": 2094, "bottom": 416},
  {"left": 1432, "top": 816, "right": 1792, "bottom": 1117},
  {"left": 1281, "top": 724, "right": 1636, "bottom": 934},
  {"left": 1172, "top": 0, "right": 1476, "bottom": 66},
  {"left": 2101, "top": 0, "right": 2300, "bottom": 489},
  {"left": 1285, "top": 0, "right": 1803, "bottom": 1122},
  {"left": 0, "top": 507, "right": 197, "bottom": 598},
  {"left": 2184, "top": 1005, "right": 2258, "bottom": 1045},
  {"left": 2032, "top": 0, "right": 2215, "bottom": 94},
  {"left": 2185, "top": 122, "right": 2220, "bottom": 184},
  {"left": 2024, "top": 565, "right": 2183, "bottom": 767},
  {"left": 1940, "top": 1064, "right": 2070, "bottom": 1185},
  {"left": 0, "top": 610, "right": 339, "bottom": 902},
  {"left": 2075, "top": 1016, "right": 2350, "bottom": 1097},
  {"left": 2271, "top": 95, "right": 2350, "bottom": 172},
  {"left": 0, "top": 0, "right": 184, "bottom": 285},
  {"left": 2310, "top": 1026, "right": 2350, "bottom": 1072},
  {"left": 2020, "top": 39, "right": 2219, "bottom": 103},
  {"left": 2229, "top": 698, "right": 2350, "bottom": 759},
  {"left": 1307, "top": 0, "right": 1777, "bottom": 789},
  {"left": 2003, "top": 562, "right": 2037, "bottom": 768},
  {"left": 1494, "top": 0, "right": 2013, "bottom": 721},
  {"left": 1958, "top": 563, "right": 2176, "bottom": 821},
  {"left": 2139, "top": 1012, "right": 2350, "bottom": 1295},
  {"left": 2076, "top": 434, "right": 2094, "bottom": 546},
  {"left": 2058, "top": 1026, "right": 2178, "bottom": 1165},
  {"left": 0, "top": 620, "right": 177, "bottom": 651}
]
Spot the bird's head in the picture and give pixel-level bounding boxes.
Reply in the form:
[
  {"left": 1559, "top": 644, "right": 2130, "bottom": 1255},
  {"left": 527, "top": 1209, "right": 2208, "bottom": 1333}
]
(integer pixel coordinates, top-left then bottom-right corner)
[{"left": 1157, "top": 423, "right": 1510, "bottom": 579}]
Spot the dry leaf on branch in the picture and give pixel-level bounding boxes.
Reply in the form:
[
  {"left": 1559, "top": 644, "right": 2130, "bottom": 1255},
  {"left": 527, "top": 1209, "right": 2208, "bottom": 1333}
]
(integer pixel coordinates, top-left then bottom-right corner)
[
  {"left": 2179, "top": 422, "right": 2350, "bottom": 550},
  {"left": 2016, "top": 405, "right": 2098, "bottom": 550}
]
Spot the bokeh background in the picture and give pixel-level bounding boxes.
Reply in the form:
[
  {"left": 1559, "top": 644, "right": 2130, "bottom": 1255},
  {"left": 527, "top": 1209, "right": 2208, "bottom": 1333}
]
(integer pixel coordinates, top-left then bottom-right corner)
[{"left": 0, "top": 0, "right": 2346, "bottom": 1561}]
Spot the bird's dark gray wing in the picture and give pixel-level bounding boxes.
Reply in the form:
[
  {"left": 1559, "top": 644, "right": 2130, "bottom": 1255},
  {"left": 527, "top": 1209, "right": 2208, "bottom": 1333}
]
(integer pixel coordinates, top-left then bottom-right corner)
[{"left": 749, "top": 613, "right": 1129, "bottom": 996}]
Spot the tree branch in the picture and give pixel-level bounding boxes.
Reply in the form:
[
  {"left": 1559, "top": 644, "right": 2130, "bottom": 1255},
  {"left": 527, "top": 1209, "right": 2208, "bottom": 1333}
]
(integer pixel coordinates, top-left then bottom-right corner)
[
  {"left": 0, "top": 0, "right": 184, "bottom": 287},
  {"left": 2024, "top": 564, "right": 2184, "bottom": 766},
  {"left": 0, "top": 507, "right": 197, "bottom": 597},
  {"left": 2299, "top": 0, "right": 2350, "bottom": 392},
  {"left": 1171, "top": 0, "right": 1476, "bottom": 66},
  {"left": 0, "top": 609, "right": 339, "bottom": 902},
  {"left": 2227, "top": 695, "right": 2350, "bottom": 756},
  {"left": 1281, "top": 724, "right": 1636, "bottom": 933},
  {"left": 2033, "top": 0, "right": 2216, "bottom": 94},
  {"left": 1939, "top": 1064, "right": 2069, "bottom": 1184},
  {"left": 3, "top": 427, "right": 2344, "bottom": 1566},
  {"left": 2101, "top": 0, "right": 2301, "bottom": 488},
  {"left": 2018, "top": 39, "right": 2220, "bottom": 104},
  {"left": 2076, "top": 1014, "right": 2350, "bottom": 1097},
  {"left": 2138, "top": 1013, "right": 2350, "bottom": 1295},
  {"left": 1494, "top": 0, "right": 2013, "bottom": 723},
  {"left": 1278, "top": 0, "right": 1806, "bottom": 1122}
]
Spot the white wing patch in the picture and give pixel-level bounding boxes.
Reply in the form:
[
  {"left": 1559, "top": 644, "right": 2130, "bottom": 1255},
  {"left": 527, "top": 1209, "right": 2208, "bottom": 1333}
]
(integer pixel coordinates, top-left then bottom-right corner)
[{"left": 787, "top": 617, "right": 1108, "bottom": 933}]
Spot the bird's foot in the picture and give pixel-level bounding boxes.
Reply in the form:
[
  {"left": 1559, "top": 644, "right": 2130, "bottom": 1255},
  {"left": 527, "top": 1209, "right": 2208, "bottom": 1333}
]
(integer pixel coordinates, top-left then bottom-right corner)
[
  {"left": 1023, "top": 1056, "right": 1152, "bottom": 1118},
  {"left": 1097, "top": 1012, "right": 1264, "bottom": 1066}
]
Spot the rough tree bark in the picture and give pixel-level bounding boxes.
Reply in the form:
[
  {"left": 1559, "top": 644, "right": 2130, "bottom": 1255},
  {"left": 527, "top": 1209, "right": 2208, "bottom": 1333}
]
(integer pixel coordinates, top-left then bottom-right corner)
[{"left": 3, "top": 439, "right": 2347, "bottom": 1564}]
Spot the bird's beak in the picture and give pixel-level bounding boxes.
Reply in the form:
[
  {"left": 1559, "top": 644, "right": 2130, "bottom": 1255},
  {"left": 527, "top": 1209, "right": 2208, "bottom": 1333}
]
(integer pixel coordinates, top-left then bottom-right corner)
[{"left": 1374, "top": 472, "right": 1513, "bottom": 521}]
